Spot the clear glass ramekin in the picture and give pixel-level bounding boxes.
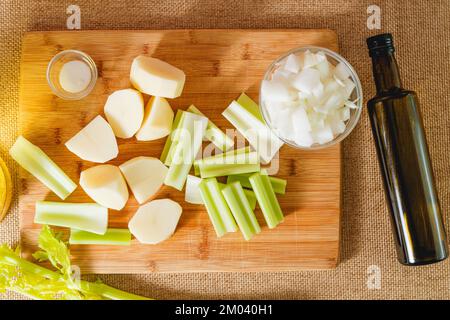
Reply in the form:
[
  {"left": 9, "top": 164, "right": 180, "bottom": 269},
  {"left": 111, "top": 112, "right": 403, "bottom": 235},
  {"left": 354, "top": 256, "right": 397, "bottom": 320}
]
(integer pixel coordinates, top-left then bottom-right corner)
[
  {"left": 259, "top": 46, "right": 363, "bottom": 150},
  {"left": 46, "top": 49, "right": 98, "bottom": 100}
]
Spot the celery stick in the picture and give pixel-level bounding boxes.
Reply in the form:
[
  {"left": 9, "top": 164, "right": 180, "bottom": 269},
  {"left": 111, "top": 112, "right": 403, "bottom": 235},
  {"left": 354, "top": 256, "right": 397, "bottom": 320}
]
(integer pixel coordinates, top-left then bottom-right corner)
[
  {"left": 187, "top": 105, "right": 234, "bottom": 151},
  {"left": 248, "top": 172, "right": 284, "bottom": 228},
  {"left": 194, "top": 146, "right": 250, "bottom": 176},
  {"left": 199, "top": 178, "right": 237, "bottom": 237},
  {"left": 35, "top": 201, "right": 108, "bottom": 235},
  {"left": 185, "top": 175, "right": 203, "bottom": 204},
  {"left": 189, "top": 178, "right": 256, "bottom": 208},
  {"left": 217, "top": 182, "right": 257, "bottom": 210},
  {"left": 198, "top": 151, "right": 260, "bottom": 178},
  {"left": 160, "top": 109, "right": 184, "bottom": 166},
  {"left": 193, "top": 161, "right": 201, "bottom": 176},
  {"left": 237, "top": 93, "right": 265, "bottom": 122},
  {"left": 227, "top": 172, "right": 287, "bottom": 194},
  {"left": 9, "top": 136, "right": 77, "bottom": 200},
  {"left": 221, "top": 182, "right": 261, "bottom": 240},
  {"left": 164, "top": 112, "right": 208, "bottom": 190},
  {"left": 222, "top": 100, "right": 283, "bottom": 164},
  {"left": 69, "top": 228, "right": 131, "bottom": 245}
]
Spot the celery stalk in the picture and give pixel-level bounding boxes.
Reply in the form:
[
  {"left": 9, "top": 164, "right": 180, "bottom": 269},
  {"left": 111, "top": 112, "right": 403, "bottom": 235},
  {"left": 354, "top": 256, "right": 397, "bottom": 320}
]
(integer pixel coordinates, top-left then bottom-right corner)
[
  {"left": 35, "top": 201, "right": 108, "bottom": 235},
  {"left": 222, "top": 99, "right": 283, "bottom": 164},
  {"left": 237, "top": 93, "right": 265, "bottom": 122},
  {"left": 160, "top": 109, "right": 184, "bottom": 166},
  {"left": 198, "top": 151, "right": 260, "bottom": 178},
  {"left": 187, "top": 105, "right": 234, "bottom": 151},
  {"left": 193, "top": 146, "right": 250, "bottom": 176},
  {"left": 227, "top": 172, "right": 287, "bottom": 194},
  {"left": 199, "top": 178, "right": 237, "bottom": 237},
  {"left": 164, "top": 111, "right": 208, "bottom": 190},
  {"left": 217, "top": 182, "right": 257, "bottom": 210},
  {"left": 221, "top": 182, "right": 261, "bottom": 240},
  {"left": 0, "top": 226, "right": 151, "bottom": 300},
  {"left": 9, "top": 136, "right": 77, "bottom": 200},
  {"left": 248, "top": 172, "right": 284, "bottom": 228},
  {"left": 69, "top": 228, "right": 131, "bottom": 245}
]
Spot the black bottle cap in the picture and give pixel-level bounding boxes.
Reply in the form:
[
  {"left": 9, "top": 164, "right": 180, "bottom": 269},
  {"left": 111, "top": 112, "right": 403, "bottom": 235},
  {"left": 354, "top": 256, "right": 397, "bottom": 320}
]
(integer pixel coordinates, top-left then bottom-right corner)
[{"left": 367, "top": 33, "right": 395, "bottom": 56}]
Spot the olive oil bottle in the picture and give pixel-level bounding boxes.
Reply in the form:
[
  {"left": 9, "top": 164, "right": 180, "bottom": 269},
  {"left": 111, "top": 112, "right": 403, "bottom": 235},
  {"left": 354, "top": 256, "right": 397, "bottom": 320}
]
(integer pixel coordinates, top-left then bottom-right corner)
[{"left": 367, "top": 33, "right": 448, "bottom": 265}]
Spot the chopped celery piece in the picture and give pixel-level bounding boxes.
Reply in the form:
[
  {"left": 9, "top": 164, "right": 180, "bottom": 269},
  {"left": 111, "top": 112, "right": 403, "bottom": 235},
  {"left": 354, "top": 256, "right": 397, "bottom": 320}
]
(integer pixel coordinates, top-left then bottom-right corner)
[
  {"left": 222, "top": 100, "right": 283, "bottom": 164},
  {"left": 185, "top": 177, "right": 257, "bottom": 208},
  {"left": 160, "top": 109, "right": 184, "bottom": 166},
  {"left": 69, "top": 228, "right": 131, "bottom": 245},
  {"left": 198, "top": 151, "right": 260, "bottom": 178},
  {"left": 227, "top": 172, "right": 287, "bottom": 194},
  {"left": 193, "top": 146, "right": 250, "bottom": 176},
  {"left": 248, "top": 172, "right": 284, "bottom": 229},
  {"left": 9, "top": 136, "right": 77, "bottom": 200},
  {"left": 242, "top": 188, "right": 257, "bottom": 211},
  {"left": 187, "top": 105, "right": 234, "bottom": 151},
  {"left": 164, "top": 111, "right": 208, "bottom": 190},
  {"left": 199, "top": 178, "right": 237, "bottom": 237},
  {"left": 236, "top": 92, "right": 265, "bottom": 122},
  {"left": 221, "top": 182, "right": 261, "bottom": 240},
  {"left": 35, "top": 201, "right": 108, "bottom": 235},
  {"left": 217, "top": 182, "right": 257, "bottom": 210}
]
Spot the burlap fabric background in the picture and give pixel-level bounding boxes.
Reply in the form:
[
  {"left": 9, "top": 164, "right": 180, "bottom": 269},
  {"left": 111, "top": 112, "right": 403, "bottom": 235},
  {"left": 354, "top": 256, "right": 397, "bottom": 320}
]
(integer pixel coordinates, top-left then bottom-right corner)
[{"left": 1, "top": 0, "right": 449, "bottom": 300}]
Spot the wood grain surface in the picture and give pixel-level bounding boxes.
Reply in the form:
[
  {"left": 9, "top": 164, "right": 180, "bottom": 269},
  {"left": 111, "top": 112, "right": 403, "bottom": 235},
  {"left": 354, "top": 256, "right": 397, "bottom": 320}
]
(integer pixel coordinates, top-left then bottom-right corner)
[{"left": 18, "top": 29, "right": 341, "bottom": 273}]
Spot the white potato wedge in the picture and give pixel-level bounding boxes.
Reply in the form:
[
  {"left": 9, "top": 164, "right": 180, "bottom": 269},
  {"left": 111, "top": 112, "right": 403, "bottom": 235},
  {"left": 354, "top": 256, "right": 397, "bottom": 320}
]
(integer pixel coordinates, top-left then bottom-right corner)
[
  {"left": 130, "top": 56, "right": 185, "bottom": 98},
  {"left": 136, "top": 96, "right": 174, "bottom": 141},
  {"left": 80, "top": 165, "right": 129, "bottom": 210},
  {"left": 65, "top": 115, "right": 118, "bottom": 163},
  {"left": 129, "top": 199, "right": 182, "bottom": 244},
  {"left": 119, "top": 156, "right": 168, "bottom": 204},
  {"left": 104, "top": 89, "right": 144, "bottom": 138}
]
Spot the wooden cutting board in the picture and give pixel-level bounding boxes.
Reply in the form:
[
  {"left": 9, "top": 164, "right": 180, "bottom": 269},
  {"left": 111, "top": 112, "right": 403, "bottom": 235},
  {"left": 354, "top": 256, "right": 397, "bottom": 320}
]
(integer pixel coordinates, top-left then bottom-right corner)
[{"left": 19, "top": 29, "right": 341, "bottom": 273}]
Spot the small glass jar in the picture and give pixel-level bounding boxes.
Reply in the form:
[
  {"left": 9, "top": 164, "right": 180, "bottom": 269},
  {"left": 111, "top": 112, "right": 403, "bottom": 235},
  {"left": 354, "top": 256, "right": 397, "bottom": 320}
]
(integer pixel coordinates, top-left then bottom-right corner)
[
  {"left": 259, "top": 46, "right": 363, "bottom": 150},
  {"left": 46, "top": 49, "right": 97, "bottom": 100}
]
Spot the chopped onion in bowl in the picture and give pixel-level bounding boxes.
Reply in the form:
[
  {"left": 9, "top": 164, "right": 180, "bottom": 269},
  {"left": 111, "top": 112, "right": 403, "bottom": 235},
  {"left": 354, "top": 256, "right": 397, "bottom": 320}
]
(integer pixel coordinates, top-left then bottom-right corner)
[{"left": 260, "top": 49, "right": 360, "bottom": 147}]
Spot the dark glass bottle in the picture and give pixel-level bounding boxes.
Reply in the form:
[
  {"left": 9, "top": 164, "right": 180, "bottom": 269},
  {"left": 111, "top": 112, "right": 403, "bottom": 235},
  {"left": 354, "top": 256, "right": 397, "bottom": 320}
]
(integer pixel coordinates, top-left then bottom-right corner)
[{"left": 367, "top": 33, "right": 448, "bottom": 265}]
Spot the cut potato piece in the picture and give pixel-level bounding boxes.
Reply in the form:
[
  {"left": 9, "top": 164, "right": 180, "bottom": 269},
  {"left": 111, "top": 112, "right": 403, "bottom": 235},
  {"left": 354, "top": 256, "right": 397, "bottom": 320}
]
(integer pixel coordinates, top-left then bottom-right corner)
[
  {"left": 65, "top": 115, "right": 118, "bottom": 163},
  {"left": 130, "top": 56, "right": 185, "bottom": 98},
  {"left": 80, "top": 165, "right": 129, "bottom": 210},
  {"left": 129, "top": 199, "right": 182, "bottom": 244},
  {"left": 104, "top": 89, "right": 144, "bottom": 139},
  {"left": 136, "top": 96, "right": 174, "bottom": 141},
  {"left": 119, "top": 157, "right": 168, "bottom": 204}
]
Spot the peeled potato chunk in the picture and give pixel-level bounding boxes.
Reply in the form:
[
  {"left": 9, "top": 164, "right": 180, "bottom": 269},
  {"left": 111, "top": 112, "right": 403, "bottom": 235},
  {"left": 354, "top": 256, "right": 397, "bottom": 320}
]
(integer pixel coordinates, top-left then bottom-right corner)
[
  {"left": 136, "top": 96, "right": 174, "bottom": 141},
  {"left": 129, "top": 199, "right": 182, "bottom": 244},
  {"left": 65, "top": 115, "right": 118, "bottom": 163},
  {"left": 104, "top": 89, "right": 144, "bottom": 139},
  {"left": 119, "top": 156, "right": 168, "bottom": 204},
  {"left": 80, "top": 165, "right": 129, "bottom": 210},
  {"left": 130, "top": 56, "right": 185, "bottom": 98}
]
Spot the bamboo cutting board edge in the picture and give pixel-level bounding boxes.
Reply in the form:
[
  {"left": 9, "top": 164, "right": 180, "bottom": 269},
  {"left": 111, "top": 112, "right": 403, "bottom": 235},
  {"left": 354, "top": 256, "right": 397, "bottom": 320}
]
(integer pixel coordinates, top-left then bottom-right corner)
[{"left": 18, "top": 29, "right": 341, "bottom": 273}]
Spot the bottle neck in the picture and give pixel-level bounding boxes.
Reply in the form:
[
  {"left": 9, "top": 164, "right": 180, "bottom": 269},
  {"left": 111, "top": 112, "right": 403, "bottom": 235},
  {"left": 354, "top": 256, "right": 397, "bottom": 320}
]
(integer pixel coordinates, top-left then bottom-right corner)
[{"left": 371, "top": 52, "right": 402, "bottom": 94}]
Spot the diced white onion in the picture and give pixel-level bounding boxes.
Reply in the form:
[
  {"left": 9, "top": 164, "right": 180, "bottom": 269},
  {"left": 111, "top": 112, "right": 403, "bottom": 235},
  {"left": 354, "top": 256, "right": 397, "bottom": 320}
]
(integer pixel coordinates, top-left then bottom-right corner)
[
  {"left": 292, "top": 68, "right": 322, "bottom": 95},
  {"left": 261, "top": 50, "right": 359, "bottom": 147},
  {"left": 261, "top": 80, "right": 296, "bottom": 102},
  {"left": 284, "top": 54, "right": 302, "bottom": 73},
  {"left": 334, "top": 62, "right": 351, "bottom": 80}
]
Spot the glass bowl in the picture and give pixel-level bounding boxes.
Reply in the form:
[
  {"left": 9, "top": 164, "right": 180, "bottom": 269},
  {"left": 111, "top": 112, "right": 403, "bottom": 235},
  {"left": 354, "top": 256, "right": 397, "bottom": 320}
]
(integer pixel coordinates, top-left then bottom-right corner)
[
  {"left": 46, "top": 49, "right": 98, "bottom": 100},
  {"left": 259, "top": 46, "right": 363, "bottom": 150}
]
